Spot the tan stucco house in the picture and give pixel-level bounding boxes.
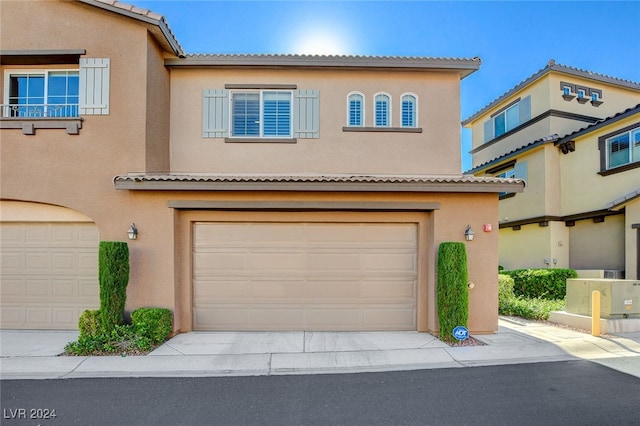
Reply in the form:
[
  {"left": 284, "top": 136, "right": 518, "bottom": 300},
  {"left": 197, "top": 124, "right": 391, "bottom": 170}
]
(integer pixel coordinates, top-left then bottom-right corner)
[
  {"left": 0, "top": 0, "right": 523, "bottom": 333},
  {"left": 464, "top": 60, "right": 640, "bottom": 279}
]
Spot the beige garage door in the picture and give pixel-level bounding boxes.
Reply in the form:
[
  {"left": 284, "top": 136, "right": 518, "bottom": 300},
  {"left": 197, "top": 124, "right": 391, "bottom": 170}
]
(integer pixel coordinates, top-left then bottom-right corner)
[
  {"left": 193, "top": 222, "right": 418, "bottom": 331},
  {"left": 0, "top": 223, "right": 100, "bottom": 330}
]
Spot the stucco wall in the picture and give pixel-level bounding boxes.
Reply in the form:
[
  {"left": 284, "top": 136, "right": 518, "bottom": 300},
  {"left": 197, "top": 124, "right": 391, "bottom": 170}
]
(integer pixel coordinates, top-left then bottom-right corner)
[
  {"left": 499, "top": 221, "right": 569, "bottom": 270},
  {"left": 0, "top": 1, "right": 177, "bottom": 312},
  {"left": 164, "top": 190, "right": 500, "bottom": 333},
  {"left": 569, "top": 215, "right": 625, "bottom": 271},
  {"left": 169, "top": 68, "right": 462, "bottom": 175},
  {"left": 626, "top": 200, "right": 640, "bottom": 280},
  {"left": 560, "top": 114, "right": 640, "bottom": 216}
]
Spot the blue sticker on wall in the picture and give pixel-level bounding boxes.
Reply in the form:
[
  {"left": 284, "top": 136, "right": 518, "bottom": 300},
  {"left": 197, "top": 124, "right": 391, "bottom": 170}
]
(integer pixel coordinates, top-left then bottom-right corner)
[{"left": 453, "top": 326, "right": 469, "bottom": 341}]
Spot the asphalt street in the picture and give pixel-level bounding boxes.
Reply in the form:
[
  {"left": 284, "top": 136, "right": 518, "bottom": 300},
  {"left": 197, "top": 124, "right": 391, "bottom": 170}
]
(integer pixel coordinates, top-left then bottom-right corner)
[{"left": 2, "top": 360, "right": 639, "bottom": 426}]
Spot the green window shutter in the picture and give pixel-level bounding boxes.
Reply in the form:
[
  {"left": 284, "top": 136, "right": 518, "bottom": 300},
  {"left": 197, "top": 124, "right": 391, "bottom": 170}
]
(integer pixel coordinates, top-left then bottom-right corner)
[
  {"left": 203, "top": 89, "right": 228, "bottom": 138},
  {"left": 79, "top": 58, "right": 110, "bottom": 115},
  {"left": 483, "top": 118, "right": 494, "bottom": 143},
  {"left": 293, "top": 89, "right": 319, "bottom": 138},
  {"left": 519, "top": 95, "right": 531, "bottom": 125},
  {"left": 513, "top": 161, "right": 528, "bottom": 182}
]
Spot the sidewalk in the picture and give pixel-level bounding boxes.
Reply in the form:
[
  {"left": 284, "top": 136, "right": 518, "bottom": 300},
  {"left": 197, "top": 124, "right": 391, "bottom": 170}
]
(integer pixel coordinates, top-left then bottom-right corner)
[{"left": 1, "top": 317, "right": 639, "bottom": 380}]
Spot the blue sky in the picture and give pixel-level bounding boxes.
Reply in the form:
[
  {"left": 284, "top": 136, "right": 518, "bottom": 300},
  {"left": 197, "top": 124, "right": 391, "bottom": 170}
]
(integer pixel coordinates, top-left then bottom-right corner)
[{"left": 136, "top": 0, "right": 640, "bottom": 171}]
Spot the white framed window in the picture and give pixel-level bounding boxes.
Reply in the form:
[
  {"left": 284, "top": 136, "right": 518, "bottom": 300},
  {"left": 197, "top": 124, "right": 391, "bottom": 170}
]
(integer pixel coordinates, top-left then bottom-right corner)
[
  {"left": 606, "top": 126, "right": 640, "bottom": 169},
  {"left": 4, "top": 69, "right": 79, "bottom": 118},
  {"left": 374, "top": 92, "right": 391, "bottom": 127},
  {"left": 562, "top": 86, "right": 572, "bottom": 96},
  {"left": 577, "top": 89, "right": 586, "bottom": 98},
  {"left": 401, "top": 93, "right": 417, "bottom": 127},
  {"left": 347, "top": 92, "right": 364, "bottom": 126},
  {"left": 591, "top": 92, "right": 600, "bottom": 101},
  {"left": 230, "top": 90, "right": 292, "bottom": 138}
]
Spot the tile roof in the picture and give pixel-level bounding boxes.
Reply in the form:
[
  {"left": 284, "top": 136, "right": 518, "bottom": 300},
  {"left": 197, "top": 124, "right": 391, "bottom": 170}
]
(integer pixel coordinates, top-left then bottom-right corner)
[
  {"left": 113, "top": 173, "right": 524, "bottom": 192},
  {"left": 165, "top": 54, "right": 481, "bottom": 77},
  {"left": 607, "top": 188, "right": 640, "bottom": 210},
  {"left": 80, "top": 0, "right": 184, "bottom": 56},
  {"left": 466, "top": 134, "right": 560, "bottom": 174},
  {"left": 556, "top": 104, "right": 640, "bottom": 143},
  {"left": 462, "top": 60, "right": 640, "bottom": 126},
  {"left": 468, "top": 103, "right": 640, "bottom": 174}
]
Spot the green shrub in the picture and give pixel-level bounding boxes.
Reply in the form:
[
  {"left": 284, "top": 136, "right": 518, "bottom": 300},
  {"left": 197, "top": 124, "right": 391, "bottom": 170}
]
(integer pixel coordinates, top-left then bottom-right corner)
[
  {"left": 65, "top": 325, "right": 152, "bottom": 356},
  {"left": 131, "top": 307, "right": 173, "bottom": 345},
  {"left": 437, "top": 242, "right": 469, "bottom": 343},
  {"left": 78, "top": 309, "right": 102, "bottom": 338},
  {"left": 98, "top": 241, "right": 130, "bottom": 332},
  {"left": 498, "top": 274, "right": 516, "bottom": 313},
  {"left": 499, "top": 297, "right": 565, "bottom": 320},
  {"left": 501, "top": 268, "right": 577, "bottom": 300}
]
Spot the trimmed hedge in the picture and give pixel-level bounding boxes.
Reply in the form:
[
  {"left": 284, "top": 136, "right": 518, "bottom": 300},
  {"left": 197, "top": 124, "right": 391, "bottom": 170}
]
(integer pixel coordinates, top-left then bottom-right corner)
[
  {"left": 131, "top": 307, "right": 173, "bottom": 345},
  {"left": 498, "top": 274, "right": 516, "bottom": 312},
  {"left": 78, "top": 309, "right": 101, "bottom": 338},
  {"left": 501, "top": 268, "right": 577, "bottom": 300},
  {"left": 437, "top": 242, "right": 469, "bottom": 343},
  {"left": 99, "top": 241, "right": 130, "bottom": 331}
]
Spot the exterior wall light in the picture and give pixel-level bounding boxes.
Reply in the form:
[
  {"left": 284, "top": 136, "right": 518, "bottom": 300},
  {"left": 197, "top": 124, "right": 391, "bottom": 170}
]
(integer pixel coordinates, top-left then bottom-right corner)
[
  {"left": 127, "top": 223, "right": 138, "bottom": 240},
  {"left": 464, "top": 225, "right": 475, "bottom": 241}
]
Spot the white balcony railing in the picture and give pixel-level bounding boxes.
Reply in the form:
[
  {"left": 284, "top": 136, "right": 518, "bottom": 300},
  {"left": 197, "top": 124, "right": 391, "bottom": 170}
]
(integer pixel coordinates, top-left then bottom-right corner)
[{"left": 1, "top": 103, "right": 79, "bottom": 118}]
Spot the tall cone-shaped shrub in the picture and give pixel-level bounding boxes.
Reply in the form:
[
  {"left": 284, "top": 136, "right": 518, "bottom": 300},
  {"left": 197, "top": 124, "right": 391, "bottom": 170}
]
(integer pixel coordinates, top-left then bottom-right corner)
[
  {"left": 98, "top": 241, "right": 130, "bottom": 332},
  {"left": 437, "top": 242, "right": 469, "bottom": 343}
]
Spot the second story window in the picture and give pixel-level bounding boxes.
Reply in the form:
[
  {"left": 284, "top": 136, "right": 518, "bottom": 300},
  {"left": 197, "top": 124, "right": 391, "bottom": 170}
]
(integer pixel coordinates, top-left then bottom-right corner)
[
  {"left": 231, "top": 91, "right": 292, "bottom": 138},
  {"left": 606, "top": 126, "right": 640, "bottom": 169},
  {"left": 348, "top": 92, "right": 364, "bottom": 126},
  {"left": 401, "top": 94, "right": 417, "bottom": 127},
  {"left": 6, "top": 70, "right": 79, "bottom": 118},
  {"left": 484, "top": 96, "right": 531, "bottom": 142},
  {"left": 374, "top": 93, "right": 390, "bottom": 127}
]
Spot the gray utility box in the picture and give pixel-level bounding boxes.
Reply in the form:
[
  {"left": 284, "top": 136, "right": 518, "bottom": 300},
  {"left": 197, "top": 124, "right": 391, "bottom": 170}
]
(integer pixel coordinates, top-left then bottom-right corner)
[{"left": 566, "top": 279, "right": 640, "bottom": 318}]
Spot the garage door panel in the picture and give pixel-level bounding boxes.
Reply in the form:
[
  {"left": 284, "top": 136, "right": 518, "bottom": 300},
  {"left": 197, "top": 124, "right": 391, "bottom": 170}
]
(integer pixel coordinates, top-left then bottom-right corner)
[
  {"left": 193, "top": 222, "right": 418, "bottom": 331},
  {"left": 363, "top": 280, "right": 417, "bottom": 300},
  {"left": 194, "top": 251, "right": 246, "bottom": 271},
  {"left": 364, "top": 307, "right": 417, "bottom": 329},
  {"left": 248, "top": 252, "right": 306, "bottom": 271},
  {"left": 1, "top": 222, "right": 99, "bottom": 329},
  {"left": 306, "top": 253, "right": 361, "bottom": 271}
]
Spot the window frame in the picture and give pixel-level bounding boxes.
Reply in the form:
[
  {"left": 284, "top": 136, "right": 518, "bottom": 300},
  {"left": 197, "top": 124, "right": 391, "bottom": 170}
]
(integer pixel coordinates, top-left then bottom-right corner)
[
  {"left": 374, "top": 92, "right": 391, "bottom": 127},
  {"left": 605, "top": 126, "right": 640, "bottom": 169},
  {"left": 229, "top": 89, "right": 293, "bottom": 138},
  {"left": 598, "top": 123, "right": 640, "bottom": 175},
  {"left": 493, "top": 103, "right": 519, "bottom": 138},
  {"left": 346, "top": 91, "right": 365, "bottom": 127},
  {"left": 3, "top": 68, "right": 80, "bottom": 118},
  {"left": 400, "top": 93, "right": 418, "bottom": 128}
]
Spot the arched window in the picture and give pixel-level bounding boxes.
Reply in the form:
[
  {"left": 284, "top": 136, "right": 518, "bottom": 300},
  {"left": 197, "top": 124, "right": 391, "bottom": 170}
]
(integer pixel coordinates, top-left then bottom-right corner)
[
  {"left": 374, "top": 93, "right": 391, "bottom": 127},
  {"left": 347, "top": 92, "right": 364, "bottom": 126},
  {"left": 401, "top": 93, "right": 417, "bottom": 127}
]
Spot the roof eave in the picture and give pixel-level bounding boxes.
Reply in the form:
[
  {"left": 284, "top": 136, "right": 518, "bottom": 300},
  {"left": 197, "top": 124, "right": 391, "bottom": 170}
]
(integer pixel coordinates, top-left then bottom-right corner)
[
  {"left": 164, "top": 55, "right": 481, "bottom": 77},
  {"left": 78, "top": 0, "right": 184, "bottom": 57},
  {"left": 113, "top": 175, "right": 523, "bottom": 194},
  {"left": 462, "top": 63, "right": 640, "bottom": 126}
]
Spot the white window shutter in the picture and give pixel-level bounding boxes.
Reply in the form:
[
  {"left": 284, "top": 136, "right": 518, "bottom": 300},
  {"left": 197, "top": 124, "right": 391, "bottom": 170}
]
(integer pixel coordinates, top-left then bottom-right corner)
[
  {"left": 79, "top": 58, "right": 110, "bottom": 115},
  {"left": 202, "top": 89, "right": 228, "bottom": 138},
  {"left": 483, "top": 118, "right": 494, "bottom": 143},
  {"left": 293, "top": 90, "right": 319, "bottom": 138},
  {"left": 519, "top": 95, "right": 531, "bottom": 125}
]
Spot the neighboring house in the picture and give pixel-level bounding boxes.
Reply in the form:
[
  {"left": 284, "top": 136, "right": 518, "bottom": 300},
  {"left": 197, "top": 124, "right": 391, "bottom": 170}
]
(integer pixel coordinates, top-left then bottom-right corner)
[
  {"left": 463, "top": 60, "right": 640, "bottom": 279},
  {"left": 0, "top": 0, "right": 522, "bottom": 333}
]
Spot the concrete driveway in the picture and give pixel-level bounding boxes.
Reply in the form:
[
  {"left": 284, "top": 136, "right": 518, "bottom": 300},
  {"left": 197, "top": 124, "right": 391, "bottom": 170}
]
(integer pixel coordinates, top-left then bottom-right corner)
[{"left": 0, "top": 330, "right": 78, "bottom": 357}]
